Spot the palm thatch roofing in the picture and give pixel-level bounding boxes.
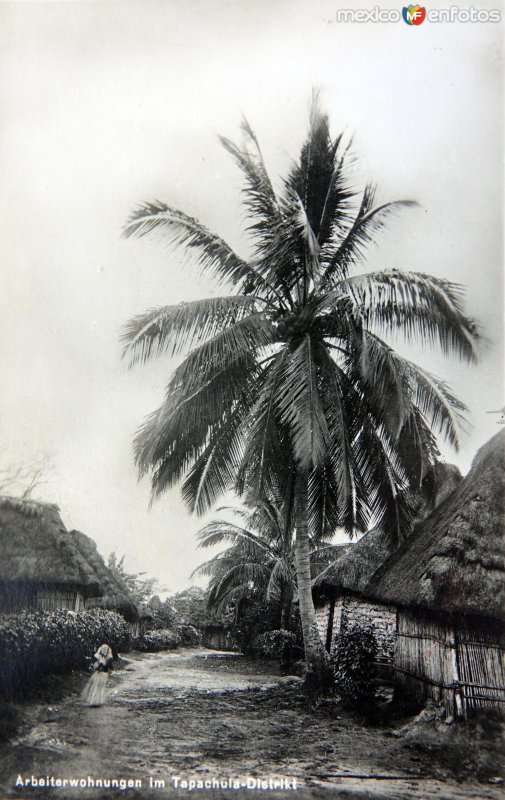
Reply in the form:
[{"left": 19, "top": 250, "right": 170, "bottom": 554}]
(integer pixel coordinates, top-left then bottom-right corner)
[
  {"left": 367, "top": 430, "right": 505, "bottom": 622},
  {"left": 0, "top": 497, "right": 100, "bottom": 596},
  {"left": 315, "top": 526, "right": 393, "bottom": 598},
  {"left": 0, "top": 496, "right": 101, "bottom": 595},
  {"left": 314, "top": 462, "right": 462, "bottom": 600},
  {"left": 70, "top": 530, "right": 139, "bottom": 622}
]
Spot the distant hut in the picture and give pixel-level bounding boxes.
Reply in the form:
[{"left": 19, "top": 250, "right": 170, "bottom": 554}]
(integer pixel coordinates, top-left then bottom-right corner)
[
  {"left": 0, "top": 497, "right": 101, "bottom": 613},
  {"left": 70, "top": 530, "right": 140, "bottom": 631},
  {"left": 314, "top": 462, "right": 462, "bottom": 663},
  {"left": 367, "top": 430, "right": 505, "bottom": 718},
  {"left": 314, "top": 530, "right": 398, "bottom": 662}
]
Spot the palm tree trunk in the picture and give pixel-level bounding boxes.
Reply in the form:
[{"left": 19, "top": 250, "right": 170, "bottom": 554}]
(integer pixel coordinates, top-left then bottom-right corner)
[
  {"left": 280, "top": 468, "right": 296, "bottom": 631},
  {"left": 280, "top": 586, "right": 293, "bottom": 629},
  {"left": 293, "top": 469, "right": 328, "bottom": 687}
]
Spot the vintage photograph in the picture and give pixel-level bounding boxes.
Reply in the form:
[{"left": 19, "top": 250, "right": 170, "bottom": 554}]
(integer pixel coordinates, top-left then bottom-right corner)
[{"left": 0, "top": 1, "right": 503, "bottom": 798}]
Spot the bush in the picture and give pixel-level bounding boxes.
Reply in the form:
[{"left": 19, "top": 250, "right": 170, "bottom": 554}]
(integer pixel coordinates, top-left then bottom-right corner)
[
  {"left": 135, "top": 628, "right": 182, "bottom": 652},
  {"left": 234, "top": 597, "right": 282, "bottom": 655},
  {"left": 332, "top": 623, "right": 378, "bottom": 709},
  {"left": 176, "top": 623, "right": 202, "bottom": 647},
  {"left": 253, "top": 629, "right": 300, "bottom": 673},
  {"left": 0, "top": 609, "right": 131, "bottom": 694}
]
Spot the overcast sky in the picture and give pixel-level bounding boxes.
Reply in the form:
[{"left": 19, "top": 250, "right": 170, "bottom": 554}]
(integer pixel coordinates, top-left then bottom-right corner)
[{"left": 0, "top": 0, "right": 503, "bottom": 592}]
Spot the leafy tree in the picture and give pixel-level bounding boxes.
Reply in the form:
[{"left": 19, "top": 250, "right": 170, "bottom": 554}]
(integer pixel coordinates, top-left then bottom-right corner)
[
  {"left": 107, "top": 552, "right": 159, "bottom": 605},
  {"left": 122, "top": 95, "right": 478, "bottom": 683},
  {"left": 146, "top": 595, "right": 177, "bottom": 630},
  {"left": 164, "top": 586, "right": 210, "bottom": 628}
]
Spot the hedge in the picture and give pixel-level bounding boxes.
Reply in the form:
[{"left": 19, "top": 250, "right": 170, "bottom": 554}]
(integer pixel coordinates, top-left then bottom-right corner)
[
  {"left": 135, "top": 628, "right": 182, "bottom": 652},
  {"left": 253, "top": 629, "right": 299, "bottom": 662},
  {"left": 0, "top": 608, "right": 131, "bottom": 693},
  {"left": 176, "top": 623, "right": 202, "bottom": 647}
]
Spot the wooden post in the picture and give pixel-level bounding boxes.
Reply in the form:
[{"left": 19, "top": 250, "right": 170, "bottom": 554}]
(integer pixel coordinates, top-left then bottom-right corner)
[
  {"left": 325, "top": 596, "right": 336, "bottom": 653},
  {"left": 446, "top": 625, "right": 464, "bottom": 719}
]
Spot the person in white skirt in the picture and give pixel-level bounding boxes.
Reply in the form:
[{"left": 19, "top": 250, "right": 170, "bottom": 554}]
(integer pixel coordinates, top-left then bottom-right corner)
[{"left": 81, "top": 643, "right": 114, "bottom": 707}]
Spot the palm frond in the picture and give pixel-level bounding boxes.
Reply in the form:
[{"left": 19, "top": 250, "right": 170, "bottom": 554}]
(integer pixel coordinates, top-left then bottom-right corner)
[
  {"left": 168, "top": 313, "right": 275, "bottom": 387},
  {"left": 219, "top": 124, "right": 280, "bottom": 254},
  {"left": 351, "top": 331, "right": 413, "bottom": 440},
  {"left": 292, "top": 190, "right": 322, "bottom": 292},
  {"left": 180, "top": 406, "right": 247, "bottom": 515},
  {"left": 265, "top": 558, "right": 293, "bottom": 602},
  {"left": 406, "top": 363, "right": 468, "bottom": 450},
  {"left": 352, "top": 418, "right": 415, "bottom": 543},
  {"left": 134, "top": 353, "right": 256, "bottom": 500},
  {"left": 308, "top": 464, "right": 341, "bottom": 539},
  {"left": 237, "top": 351, "right": 291, "bottom": 498},
  {"left": 394, "top": 406, "right": 440, "bottom": 485},
  {"left": 314, "top": 343, "right": 369, "bottom": 534},
  {"left": 121, "top": 295, "right": 260, "bottom": 367},
  {"left": 351, "top": 330, "right": 467, "bottom": 450},
  {"left": 339, "top": 269, "right": 479, "bottom": 363},
  {"left": 208, "top": 561, "right": 271, "bottom": 603},
  {"left": 243, "top": 495, "right": 284, "bottom": 542},
  {"left": 123, "top": 201, "right": 271, "bottom": 292},
  {"left": 285, "top": 92, "right": 355, "bottom": 248},
  {"left": 276, "top": 335, "right": 329, "bottom": 470},
  {"left": 322, "top": 185, "right": 418, "bottom": 285},
  {"left": 250, "top": 200, "right": 305, "bottom": 307},
  {"left": 196, "top": 520, "right": 277, "bottom": 557}
]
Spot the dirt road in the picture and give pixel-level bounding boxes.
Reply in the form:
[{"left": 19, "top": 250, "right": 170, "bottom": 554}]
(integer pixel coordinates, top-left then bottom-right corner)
[{"left": 0, "top": 650, "right": 503, "bottom": 800}]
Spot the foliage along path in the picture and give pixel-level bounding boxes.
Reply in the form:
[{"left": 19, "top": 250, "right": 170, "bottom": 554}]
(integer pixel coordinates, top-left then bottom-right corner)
[{"left": 0, "top": 649, "right": 502, "bottom": 800}]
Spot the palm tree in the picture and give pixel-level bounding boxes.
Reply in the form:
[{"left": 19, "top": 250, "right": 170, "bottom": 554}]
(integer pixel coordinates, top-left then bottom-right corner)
[
  {"left": 122, "top": 95, "right": 478, "bottom": 682},
  {"left": 193, "top": 494, "right": 344, "bottom": 631}
]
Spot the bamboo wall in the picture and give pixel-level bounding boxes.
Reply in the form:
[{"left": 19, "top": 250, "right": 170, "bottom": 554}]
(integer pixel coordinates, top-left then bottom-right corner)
[
  {"left": 395, "top": 610, "right": 505, "bottom": 718},
  {"left": 36, "top": 589, "right": 84, "bottom": 612},
  {"left": 456, "top": 622, "right": 505, "bottom": 715},
  {"left": 0, "top": 584, "right": 85, "bottom": 613},
  {"left": 0, "top": 582, "right": 35, "bottom": 613}
]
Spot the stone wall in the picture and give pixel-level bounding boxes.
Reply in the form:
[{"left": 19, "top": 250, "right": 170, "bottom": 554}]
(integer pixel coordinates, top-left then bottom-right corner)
[
  {"left": 315, "top": 602, "right": 331, "bottom": 643},
  {"left": 315, "top": 595, "right": 397, "bottom": 663}
]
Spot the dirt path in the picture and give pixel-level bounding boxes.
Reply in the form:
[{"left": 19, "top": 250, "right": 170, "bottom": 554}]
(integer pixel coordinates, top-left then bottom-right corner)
[{"left": 0, "top": 649, "right": 503, "bottom": 800}]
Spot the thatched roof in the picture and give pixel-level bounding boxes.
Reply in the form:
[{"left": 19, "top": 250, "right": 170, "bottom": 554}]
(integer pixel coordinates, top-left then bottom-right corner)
[
  {"left": 315, "top": 526, "right": 393, "bottom": 597},
  {"left": 70, "top": 530, "right": 139, "bottom": 622},
  {"left": 367, "top": 431, "right": 505, "bottom": 622},
  {"left": 0, "top": 496, "right": 101, "bottom": 595},
  {"left": 315, "top": 461, "right": 463, "bottom": 599}
]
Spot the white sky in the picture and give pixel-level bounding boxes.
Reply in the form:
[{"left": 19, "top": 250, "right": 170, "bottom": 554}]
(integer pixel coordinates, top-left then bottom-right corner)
[{"left": 0, "top": 0, "right": 503, "bottom": 591}]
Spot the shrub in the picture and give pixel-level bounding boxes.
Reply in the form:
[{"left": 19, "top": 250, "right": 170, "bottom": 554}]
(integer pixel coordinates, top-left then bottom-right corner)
[
  {"left": 0, "top": 609, "right": 131, "bottom": 694},
  {"left": 332, "top": 623, "right": 378, "bottom": 709},
  {"left": 135, "top": 628, "right": 182, "bottom": 652},
  {"left": 176, "top": 623, "right": 202, "bottom": 647},
  {"left": 253, "top": 629, "right": 300, "bottom": 673},
  {"left": 233, "top": 597, "right": 282, "bottom": 655}
]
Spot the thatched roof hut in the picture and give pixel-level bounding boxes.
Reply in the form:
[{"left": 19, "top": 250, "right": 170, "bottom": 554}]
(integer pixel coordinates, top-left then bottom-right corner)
[
  {"left": 366, "top": 432, "right": 505, "bottom": 718},
  {"left": 0, "top": 496, "right": 101, "bottom": 611},
  {"left": 316, "top": 461, "right": 463, "bottom": 599},
  {"left": 312, "top": 462, "right": 463, "bottom": 662},
  {"left": 70, "top": 530, "right": 139, "bottom": 622},
  {"left": 316, "top": 527, "right": 391, "bottom": 597},
  {"left": 367, "top": 430, "right": 505, "bottom": 622}
]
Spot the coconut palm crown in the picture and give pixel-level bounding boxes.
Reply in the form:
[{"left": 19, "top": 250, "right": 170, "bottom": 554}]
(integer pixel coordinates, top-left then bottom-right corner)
[
  {"left": 122, "top": 97, "right": 478, "bottom": 674},
  {"left": 193, "top": 492, "right": 344, "bottom": 629}
]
